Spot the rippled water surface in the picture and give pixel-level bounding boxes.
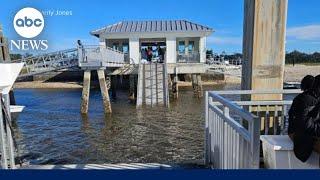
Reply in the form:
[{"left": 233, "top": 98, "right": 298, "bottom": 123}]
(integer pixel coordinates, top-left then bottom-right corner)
[{"left": 14, "top": 84, "right": 239, "bottom": 165}]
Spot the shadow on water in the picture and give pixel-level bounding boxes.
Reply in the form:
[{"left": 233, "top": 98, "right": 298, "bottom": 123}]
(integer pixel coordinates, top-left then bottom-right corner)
[{"left": 13, "top": 83, "right": 240, "bottom": 165}]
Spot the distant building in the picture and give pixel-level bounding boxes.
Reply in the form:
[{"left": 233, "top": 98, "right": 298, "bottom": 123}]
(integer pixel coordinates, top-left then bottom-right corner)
[{"left": 91, "top": 20, "right": 214, "bottom": 64}]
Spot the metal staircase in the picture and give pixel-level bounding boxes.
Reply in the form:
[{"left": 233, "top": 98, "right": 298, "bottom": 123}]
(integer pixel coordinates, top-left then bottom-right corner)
[{"left": 136, "top": 63, "right": 169, "bottom": 107}]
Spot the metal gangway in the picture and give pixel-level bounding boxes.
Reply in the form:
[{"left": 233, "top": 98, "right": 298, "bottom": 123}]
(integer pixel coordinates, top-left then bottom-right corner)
[
  {"left": 12, "top": 49, "right": 79, "bottom": 78},
  {"left": 10, "top": 44, "right": 127, "bottom": 78},
  {"left": 136, "top": 63, "right": 169, "bottom": 107},
  {"left": 205, "top": 89, "right": 301, "bottom": 169}
]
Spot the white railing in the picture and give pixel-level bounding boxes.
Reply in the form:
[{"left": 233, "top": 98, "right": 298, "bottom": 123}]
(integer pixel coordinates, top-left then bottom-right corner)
[
  {"left": 78, "top": 45, "right": 126, "bottom": 68},
  {"left": 177, "top": 51, "right": 200, "bottom": 63},
  {"left": 205, "top": 89, "right": 301, "bottom": 169},
  {"left": 205, "top": 91, "right": 260, "bottom": 169}
]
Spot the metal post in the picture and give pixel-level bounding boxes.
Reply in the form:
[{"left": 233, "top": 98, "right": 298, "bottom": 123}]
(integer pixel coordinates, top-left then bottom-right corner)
[
  {"left": 3, "top": 94, "right": 15, "bottom": 169},
  {"left": 204, "top": 92, "right": 210, "bottom": 165},
  {"left": 0, "top": 94, "right": 8, "bottom": 169},
  {"left": 155, "top": 63, "right": 158, "bottom": 105}
]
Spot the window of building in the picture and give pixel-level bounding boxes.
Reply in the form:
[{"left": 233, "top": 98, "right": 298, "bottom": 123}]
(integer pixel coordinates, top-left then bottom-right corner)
[
  {"left": 112, "top": 43, "right": 119, "bottom": 51},
  {"left": 122, "top": 43, "right": 129, "bottom": 54},
  {"left": 188, "top": 41, "right": 195, "bottom": 53},
  {"left": 178, "top": 41, "right": 185, "bottom": 54}
]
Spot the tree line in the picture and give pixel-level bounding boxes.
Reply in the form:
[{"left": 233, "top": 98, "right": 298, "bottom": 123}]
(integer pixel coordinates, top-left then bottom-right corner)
[
  {"left": 206, "top": 50, "right": 320, "bottom": 64},
  {"left": 10, "top": 50, "right": 320, "bottom": 64}
]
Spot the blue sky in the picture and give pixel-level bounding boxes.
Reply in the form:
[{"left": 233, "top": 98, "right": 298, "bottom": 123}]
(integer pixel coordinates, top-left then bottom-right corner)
[{"left": 0, "top": 0, "right": 319, "bottom": 54}]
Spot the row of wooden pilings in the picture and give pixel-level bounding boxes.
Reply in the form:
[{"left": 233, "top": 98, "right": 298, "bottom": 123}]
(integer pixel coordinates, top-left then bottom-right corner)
[
  {"left": 169, "top": 73, "right": 203, "bottom": 99},
  {"left": 80, "top": 69, "right": 204, "bottom": 115}
]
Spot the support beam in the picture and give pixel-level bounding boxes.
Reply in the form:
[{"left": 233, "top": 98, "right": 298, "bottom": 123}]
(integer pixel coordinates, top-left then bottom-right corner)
[
  {"left": 110, "top": 75, "right": 117, "bottom": 100},
  {"left": 166, "top": 36, "right": 177, "bottom": 63},
  {"left": 172, "top": 67, "right": 179, "bottom": 99},
  {"left": 81, "top": 70, "right": 91, "bottom": 114},
  {"left": 129, "top": 37, "right": 140, "bottom": 64},
  {"left": 97, "top": 69, "right": 112, "bottom": 114},
  {"left": 129, "top": 74, "right": 137, "bottom": 102},
  {"left": 170, "top": 75, "right": 179, "bottom": 99},
  {"left": 242, "top": 0, "right": 288, "bottom": 100},
  {"left": 199, "top": 37, "right": 207, "bottom": 63}
]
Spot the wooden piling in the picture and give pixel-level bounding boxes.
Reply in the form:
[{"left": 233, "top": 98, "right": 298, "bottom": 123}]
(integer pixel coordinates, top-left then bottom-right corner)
[
  {"left": 97, "top": 69, "right": 112, "bottom": 114},
  {"left": 242, "top": 0, "right": 288, "bottom": 101},
  {"left": 129, "top": 74, "right": 136, "bottom": 101},
  {"left": 192, "top": 74, "right": 203, "bottom": 98},
  {"left": 172, "top": 75, "right": 178, "bottom": 99},
  {"left": 197, "top": 74, "right": 203, "bottom": 98},
  {"left": 110, "top": 75, "right": 117, "bottom": 100},
  {"left": 81, "top": 70, "right": 91, "bottom": 114}
]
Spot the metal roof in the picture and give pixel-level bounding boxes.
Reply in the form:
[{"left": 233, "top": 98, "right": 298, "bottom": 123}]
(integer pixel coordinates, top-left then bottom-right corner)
[{"left": 91, "top": 20, "right": 213, "bottom": 37}]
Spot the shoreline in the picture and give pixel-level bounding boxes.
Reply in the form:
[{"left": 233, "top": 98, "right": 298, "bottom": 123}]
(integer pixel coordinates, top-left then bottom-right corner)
[
  {"left": 13, "top": 64, "right": 319, "bottom": 89},
  {"left": 13, "top": 77, "right": 241, "bottom": 89}
]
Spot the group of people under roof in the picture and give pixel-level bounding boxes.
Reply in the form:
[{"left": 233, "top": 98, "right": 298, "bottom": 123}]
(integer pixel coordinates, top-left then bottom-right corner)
[
  {"left": 141, "top": 46, "right": 165, "bottom": 63},
  {"left": 288, "top": 74, "right": 320, "bottom": 162}
]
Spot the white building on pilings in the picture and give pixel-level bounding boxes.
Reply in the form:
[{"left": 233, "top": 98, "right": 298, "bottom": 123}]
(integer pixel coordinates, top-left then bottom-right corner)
[{"left": 90, "top": 20, "right": 214, "bottom": 74}]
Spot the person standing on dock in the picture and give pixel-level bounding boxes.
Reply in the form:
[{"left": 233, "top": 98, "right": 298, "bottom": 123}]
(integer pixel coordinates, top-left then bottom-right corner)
[
  {"left": 157, "top": 46, "right": 164, "bottom": 63},
  {"left": 147, "top": 47, "right": 153, "bottom": 63},
  {"left": 288, "top": 75, "right": 320, "bottom": 162}
]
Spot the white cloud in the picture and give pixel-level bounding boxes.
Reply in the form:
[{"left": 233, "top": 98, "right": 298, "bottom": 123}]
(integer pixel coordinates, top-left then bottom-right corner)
[
  {"left": 207, "top": 36, "right": 242, "bottom": 45},
  {"left": 287, "top": 25, "right": 320, "bottom": 40}
]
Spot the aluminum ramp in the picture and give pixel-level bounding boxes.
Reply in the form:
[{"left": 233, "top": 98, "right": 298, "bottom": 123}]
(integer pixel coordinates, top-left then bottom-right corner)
[{"left": 137, "top": 63, "right": 169, "bottom": 107}]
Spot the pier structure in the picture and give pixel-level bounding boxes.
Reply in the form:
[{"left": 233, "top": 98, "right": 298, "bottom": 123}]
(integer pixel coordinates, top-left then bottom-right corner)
[
  {"left": 10, "top": 20, "right": 215, "bottom": 114},
  {"left": 90, "top": 20, "right": 214, "bottom": 100},
  {"left": 77, "top": 45, "right": 126, "bottom": 114}
]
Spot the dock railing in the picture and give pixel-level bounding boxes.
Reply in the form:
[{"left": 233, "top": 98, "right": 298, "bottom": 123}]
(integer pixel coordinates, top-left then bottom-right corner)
[
  {"left": 78, "top": 45, "right": 126, "bottom": 68},
  {"left": 205, "top": 89, "right": 301, "bottom": 169}
]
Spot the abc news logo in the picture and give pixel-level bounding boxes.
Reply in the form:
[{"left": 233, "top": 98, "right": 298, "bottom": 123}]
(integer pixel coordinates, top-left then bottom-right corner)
[{"left": 11, "top": 7, "right": 48, "bottom": 51}]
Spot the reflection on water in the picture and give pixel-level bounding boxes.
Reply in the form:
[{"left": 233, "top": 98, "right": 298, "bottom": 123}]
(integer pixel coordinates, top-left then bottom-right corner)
[{"left": 14, "top": 84, "right": 239, "bottom": 165}]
